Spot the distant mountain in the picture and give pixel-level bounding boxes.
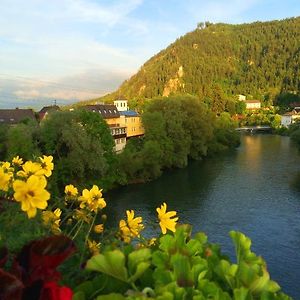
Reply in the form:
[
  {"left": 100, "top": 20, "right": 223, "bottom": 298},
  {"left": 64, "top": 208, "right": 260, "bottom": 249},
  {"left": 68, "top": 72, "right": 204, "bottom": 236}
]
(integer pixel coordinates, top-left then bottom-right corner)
[{"left": 81, "top": 17, "right": 300, "bottom": 107}]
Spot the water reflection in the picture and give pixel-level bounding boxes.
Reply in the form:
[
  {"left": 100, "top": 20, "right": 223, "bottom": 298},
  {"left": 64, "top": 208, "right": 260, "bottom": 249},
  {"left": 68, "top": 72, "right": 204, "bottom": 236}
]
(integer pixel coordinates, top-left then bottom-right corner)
[{"left": 107, "top": 135, "right": 300, "bottom": 298}]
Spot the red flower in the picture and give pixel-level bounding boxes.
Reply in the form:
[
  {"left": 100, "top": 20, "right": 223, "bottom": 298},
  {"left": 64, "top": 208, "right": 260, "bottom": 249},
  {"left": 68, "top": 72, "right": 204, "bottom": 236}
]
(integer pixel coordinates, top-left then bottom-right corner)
[{"left": 40, "top": 281, "right": 73, "bottom": 300}]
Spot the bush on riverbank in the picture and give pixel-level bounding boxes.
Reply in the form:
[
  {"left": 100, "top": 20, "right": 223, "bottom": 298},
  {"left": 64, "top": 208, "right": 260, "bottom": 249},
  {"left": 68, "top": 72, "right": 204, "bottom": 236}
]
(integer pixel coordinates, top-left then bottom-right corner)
[
  {"left": 0, "top": 96, "right": 240, "bottom": 194},
  {"left": 0, "top": 156, "right": 292, "bottom": 299}
]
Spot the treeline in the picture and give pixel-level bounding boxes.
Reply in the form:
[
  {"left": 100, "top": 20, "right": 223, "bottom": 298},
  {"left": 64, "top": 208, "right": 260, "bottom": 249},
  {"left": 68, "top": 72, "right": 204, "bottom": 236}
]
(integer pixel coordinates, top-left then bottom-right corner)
[
  {"left": 95, "top": 17, "right": 300, "bottom": 110},
  {"left": 0, "top": 96, "right": 239, "bottom": 194}
]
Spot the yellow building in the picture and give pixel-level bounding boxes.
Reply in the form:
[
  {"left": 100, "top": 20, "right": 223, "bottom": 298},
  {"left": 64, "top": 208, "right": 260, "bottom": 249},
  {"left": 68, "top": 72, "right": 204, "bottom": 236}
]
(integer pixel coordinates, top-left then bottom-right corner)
[
  {"left": 119, "top": 110, "right": 144, "bottom": 138},
  {"left": 83, "top": 104, "right": 127, "bottom": 153}
]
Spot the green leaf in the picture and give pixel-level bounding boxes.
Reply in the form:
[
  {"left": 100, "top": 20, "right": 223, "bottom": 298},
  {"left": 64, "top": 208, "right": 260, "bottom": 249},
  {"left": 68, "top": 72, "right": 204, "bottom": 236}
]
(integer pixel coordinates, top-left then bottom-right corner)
[
  {"left": 128, "top": 248, "right": 151, "bottom": 274},
  {"left": 214, "top": 259, "right": 238, "bottom": 289},
  {"left": 71, "top": 291, "right": 86, "bottom": 300},
  {"left": 96, "top": 293, "right": 126, "bottom": 300},
  {"left": 153, "top": 268, "right": 173, "bottom": 286},
  {"left": 159, "top": 234, "right": 175, "bottom": 253},
  {"left": 170, "top": 253, "right": 193, "bottom": 287},
  {"left": 74, "top": 281, "right": 93, "bottom": 298},
  {"left": 152, "top": 251, "right": 169, "bottom": 268},
  {"left": 233, "top": 287, "right": 252, "bottom": 300},
  {"left": 229, "top": 231, "right": 261, "bottom": 265},
  {"left": 194, "top": 232, "right": 208, "bottom": 245},
  {"left": 128, "top": 261, "right": 151, "bottom": 283},
  {"left": 86, "top": 250, "right": 128, "bottom": 282},
  {"left": 186, "top": 239, "right": 203, "bottom": 256}
]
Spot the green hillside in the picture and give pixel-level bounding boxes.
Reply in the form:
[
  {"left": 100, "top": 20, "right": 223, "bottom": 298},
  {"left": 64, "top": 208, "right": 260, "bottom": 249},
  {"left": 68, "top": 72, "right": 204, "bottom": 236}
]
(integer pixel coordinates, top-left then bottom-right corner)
[{"left": 93, "top": 17, "right": 300, "bottom": 108}]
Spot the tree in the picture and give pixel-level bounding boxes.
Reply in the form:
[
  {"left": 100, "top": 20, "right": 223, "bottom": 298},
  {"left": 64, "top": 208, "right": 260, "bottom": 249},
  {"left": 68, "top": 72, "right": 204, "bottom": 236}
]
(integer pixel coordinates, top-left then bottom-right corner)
[
  {"left": 39, "top": 110, "right": 116, "bottom": 193},
  {"left": 6, "top": 122, "right": 40, "bottom": 160}
]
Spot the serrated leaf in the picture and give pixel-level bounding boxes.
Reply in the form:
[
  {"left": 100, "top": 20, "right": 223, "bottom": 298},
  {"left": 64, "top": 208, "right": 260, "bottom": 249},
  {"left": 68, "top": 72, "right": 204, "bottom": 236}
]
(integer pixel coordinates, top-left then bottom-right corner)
[{"left": 187, "top": 239, "right": 203, "bottom": 256}]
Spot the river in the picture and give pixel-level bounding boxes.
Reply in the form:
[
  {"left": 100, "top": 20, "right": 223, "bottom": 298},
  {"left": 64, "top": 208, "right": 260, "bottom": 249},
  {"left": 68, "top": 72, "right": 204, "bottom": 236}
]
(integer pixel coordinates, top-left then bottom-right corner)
[{"left": 106, "top": 135, "right": 300, "bottom": 298}]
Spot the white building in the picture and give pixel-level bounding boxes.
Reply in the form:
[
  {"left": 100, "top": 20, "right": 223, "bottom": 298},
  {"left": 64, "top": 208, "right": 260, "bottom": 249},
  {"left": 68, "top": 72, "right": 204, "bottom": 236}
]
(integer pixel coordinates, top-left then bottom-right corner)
[
  {"left": 238, "top": 94, "right": 246, "bottom": 101},
  {"left": 114, "top": 100, "right": 128, "bottom": 112},
  {"left": 281, "top": 111, "right": 300, "bottom": 127},
  {"left": 245, "top": 100, "right": 261, "bottom": 110}
]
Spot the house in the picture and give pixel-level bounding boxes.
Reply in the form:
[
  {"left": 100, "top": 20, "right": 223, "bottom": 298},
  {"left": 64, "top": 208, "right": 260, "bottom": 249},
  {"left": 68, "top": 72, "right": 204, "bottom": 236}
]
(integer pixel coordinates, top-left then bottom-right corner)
[
  {"left": 238, "top": 94, "right": 246, "bottom": 101},
  {"left": 114, "top": 99, "right": 128, "bottom": 112},
  {"left": 281, "top": 110, "right": 300, "bottom": 127},
  {"left": 39, "top": 105, "right": 60, "bottom": 121},
  {"left": 245, "top": 100, "right": 261, "bottom": 110},
  {"left": 119, "top": 110, "right": 144, "bottom": 138},
  {"left": 0, "top": 108, "right": 36, "bottom": 125},
  {"left": 83, "top": 104, "right": 126, "bottom": 153}
]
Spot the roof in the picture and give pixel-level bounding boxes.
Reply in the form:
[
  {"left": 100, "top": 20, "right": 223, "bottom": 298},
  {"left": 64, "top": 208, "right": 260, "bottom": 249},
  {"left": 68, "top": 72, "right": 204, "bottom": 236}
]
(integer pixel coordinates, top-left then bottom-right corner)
[
  {"left": 39, "top": 105, "right": 60, "bottom": 113},
  {"left": 119, "top": 110, "right": 139, "bottom": 117},
  {"left": 83, "top": 104, "right": 120, "bottom": 119},
  {"left": 0, "top": 109, "right": 35, "bottom": 125},
  {"left": 282, "top": 110, "right": 300, "bottom": 116}
]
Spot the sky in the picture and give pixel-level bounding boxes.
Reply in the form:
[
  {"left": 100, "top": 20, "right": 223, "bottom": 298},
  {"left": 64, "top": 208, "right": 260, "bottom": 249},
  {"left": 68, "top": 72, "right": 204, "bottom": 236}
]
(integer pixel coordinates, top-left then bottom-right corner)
[{"left": 0, "top": 0, "right": 299, "bottom": 109}]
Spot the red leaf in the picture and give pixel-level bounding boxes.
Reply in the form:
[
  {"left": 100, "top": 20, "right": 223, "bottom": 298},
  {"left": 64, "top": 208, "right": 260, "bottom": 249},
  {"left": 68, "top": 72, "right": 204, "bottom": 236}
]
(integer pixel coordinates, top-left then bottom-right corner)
[{"left": 0, "top": 268, "right": 24, "bottom": 300}]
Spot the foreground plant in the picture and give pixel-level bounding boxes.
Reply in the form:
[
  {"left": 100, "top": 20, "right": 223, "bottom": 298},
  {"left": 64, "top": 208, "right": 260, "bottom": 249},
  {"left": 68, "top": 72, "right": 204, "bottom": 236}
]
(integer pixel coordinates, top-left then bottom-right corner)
[
  {"left": 0, "top": 156, "right": 293, "bottom": 299},
  {"left": 0, "top": 235, "right": 75, "bottom": 300},
  {"left": 74, "top": 227, "right": 291, "bottom": 300}
]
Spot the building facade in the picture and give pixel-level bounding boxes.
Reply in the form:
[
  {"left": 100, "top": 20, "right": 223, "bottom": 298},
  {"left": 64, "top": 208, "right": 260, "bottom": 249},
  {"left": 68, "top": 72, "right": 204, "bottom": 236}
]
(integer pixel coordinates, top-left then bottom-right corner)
[
  {"left": 281, "top": 110, "right": 300, "bottom": 127},
  {"left": 83, "top": 104, "right": 127, "bottom": 153},
  {"left": 119, "top": 110, "right": 144, "bottom": 138},
  {"left": 245, "top": 100, "right": 261, "bottom": 110}
]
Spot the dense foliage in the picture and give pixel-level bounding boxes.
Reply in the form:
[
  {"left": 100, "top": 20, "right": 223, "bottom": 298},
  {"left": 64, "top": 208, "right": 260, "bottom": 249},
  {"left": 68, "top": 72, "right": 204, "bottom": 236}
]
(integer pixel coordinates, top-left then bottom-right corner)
[
  {"left": 0, "top": 110, "right": 117, "bottom": 193},
  {"left": 0, "top": 96, "right": 240, "bottom": 192},
  {"left": 97, "top": 17, "right": 300, "bottom": 109},
  {"left": 117, "top": 95, "right": 240, "bottom": 183}
]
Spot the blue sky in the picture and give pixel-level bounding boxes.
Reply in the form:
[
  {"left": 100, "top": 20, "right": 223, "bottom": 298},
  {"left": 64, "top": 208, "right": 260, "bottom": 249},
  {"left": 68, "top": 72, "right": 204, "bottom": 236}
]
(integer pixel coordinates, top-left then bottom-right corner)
[{"left": 0, "top": 0, "right": 299, "bottom": 109}]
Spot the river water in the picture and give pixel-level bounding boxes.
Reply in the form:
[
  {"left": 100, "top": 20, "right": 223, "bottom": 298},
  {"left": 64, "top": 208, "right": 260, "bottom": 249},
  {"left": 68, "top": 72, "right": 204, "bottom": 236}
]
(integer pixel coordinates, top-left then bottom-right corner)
[{"left": 106, "top": 135, "right": 300, "bottom": 298}]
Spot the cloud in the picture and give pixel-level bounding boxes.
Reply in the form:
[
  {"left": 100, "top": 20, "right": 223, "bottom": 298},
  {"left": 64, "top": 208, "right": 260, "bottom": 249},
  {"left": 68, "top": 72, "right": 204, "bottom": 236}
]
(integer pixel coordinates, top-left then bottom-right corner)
[{"left": 0, "top": 68, "right": 132, "bottom": 109}]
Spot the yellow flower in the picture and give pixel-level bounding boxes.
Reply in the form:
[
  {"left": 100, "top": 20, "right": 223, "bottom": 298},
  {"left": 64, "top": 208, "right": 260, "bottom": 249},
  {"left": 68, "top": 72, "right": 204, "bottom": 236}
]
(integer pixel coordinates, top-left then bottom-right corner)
[
  {"left": 148, "top": 238, "right": 157, "bottom": 246},
  {"left": 13, "top": 175, "right": 50, "bottom": 218},
  {"left": 119, "top": 210, "right": 144, "bottom": 243},
  {"left": 156, "top": 202, "right": 178, "bottom": 234},
  {"left": 39, "top": 155, "right": 54, "bottom": 177},
  {"left": 1, "top": 162, "right": 13, "bottom": 172},
  {"left": 79, "top": 185, "right": 106, "bottom": 212},
  {"left": 42, "top": 208, "right": 61, "bottom": 234},
  {"left": 0, "top": 167, "right": 12, "bottom": 191},
  {"left": 64, "top": 184, "right": 78, "bottom": 197},
  {"left": 17, "top": 161, "right": 44, "bottom": 178},
  {"left": 94, "top": 224, "right": 104, "bottom": 234},
  {"left": 87, "top": 239, "right": 100, "bottom": 256},
  {"left": 12, "top": 156, "right": 23, "bottom": 166},
  {"left": 73, "top": 209, "right": 91, "bottom": 223}
]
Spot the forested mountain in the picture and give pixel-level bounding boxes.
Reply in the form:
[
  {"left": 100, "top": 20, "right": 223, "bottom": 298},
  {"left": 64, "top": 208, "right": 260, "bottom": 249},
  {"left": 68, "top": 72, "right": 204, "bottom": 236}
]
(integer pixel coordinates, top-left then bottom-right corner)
[{"left": 98, "top": 17, "right": 300, "bottom": 108}]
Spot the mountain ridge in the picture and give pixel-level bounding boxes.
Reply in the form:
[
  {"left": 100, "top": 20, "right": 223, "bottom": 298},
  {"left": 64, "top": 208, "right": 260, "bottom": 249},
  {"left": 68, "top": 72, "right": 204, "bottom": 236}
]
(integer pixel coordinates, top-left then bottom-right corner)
[{"left": 76, "top": 16, "right": 300, "bottom": 108}]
